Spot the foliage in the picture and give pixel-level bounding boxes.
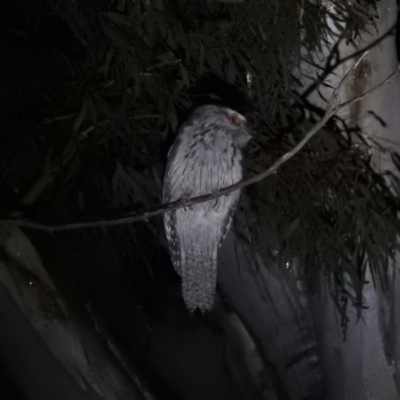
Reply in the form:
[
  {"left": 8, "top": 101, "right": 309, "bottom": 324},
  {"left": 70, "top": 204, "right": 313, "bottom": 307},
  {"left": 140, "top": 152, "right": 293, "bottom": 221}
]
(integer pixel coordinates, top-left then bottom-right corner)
[
  {"left": 6, "top": 0, "right": 398, "bottom": 330},
  {"left": 238, "top": 117, "right": 399, "bottom": 332}
]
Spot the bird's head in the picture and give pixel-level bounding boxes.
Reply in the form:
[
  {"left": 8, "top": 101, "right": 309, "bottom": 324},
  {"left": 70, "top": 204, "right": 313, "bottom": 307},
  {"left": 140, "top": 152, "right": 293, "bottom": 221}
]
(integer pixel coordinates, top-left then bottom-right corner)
[{"left": 193, "top": 105, "right": 252, "bottom": 148}]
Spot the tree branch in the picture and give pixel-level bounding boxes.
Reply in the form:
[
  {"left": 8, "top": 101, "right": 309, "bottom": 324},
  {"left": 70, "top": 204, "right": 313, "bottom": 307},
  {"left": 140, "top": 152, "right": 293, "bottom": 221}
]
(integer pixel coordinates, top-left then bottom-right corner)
[
  {"left": 2, "top": 52, "right": 399, "bottom": 232},
  {"left": 300, "top": 23, "right": 396, "bottom": 101}
]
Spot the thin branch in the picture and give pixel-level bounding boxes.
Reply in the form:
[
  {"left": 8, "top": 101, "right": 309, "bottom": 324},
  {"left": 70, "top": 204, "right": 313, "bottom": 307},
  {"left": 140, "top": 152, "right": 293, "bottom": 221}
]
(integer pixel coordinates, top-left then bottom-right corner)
[
  {"left": 300, "top": 23, "right": 396, "bottom": 101},
  {"left": 19, "top": 100, "right": 90, "bottom": 205},
  {"left": 2, "top": 52, "right": 399, "bottom": 232},
  {"left": 340, "top": 64, "right": 400, "bottom": 108}
]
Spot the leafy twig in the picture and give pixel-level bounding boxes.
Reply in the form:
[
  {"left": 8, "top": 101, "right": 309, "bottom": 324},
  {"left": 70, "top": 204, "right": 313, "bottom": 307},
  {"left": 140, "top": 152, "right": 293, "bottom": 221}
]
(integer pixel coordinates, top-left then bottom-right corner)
[
  {"left": 2, "top": 51, "right": 399, "bottom": 232},
  {"left": 300, "top": 24, "right": 396, "bottom": 101},
  {"left": 19, "top": 100, "right": 97, "bottom": 205}
]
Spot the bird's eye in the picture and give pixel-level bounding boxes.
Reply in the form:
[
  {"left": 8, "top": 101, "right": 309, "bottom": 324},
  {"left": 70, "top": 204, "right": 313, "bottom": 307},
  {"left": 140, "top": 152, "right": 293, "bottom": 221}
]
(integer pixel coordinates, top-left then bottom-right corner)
[{"left": 228, "top": 113, "right": 240, "bottom": 125}]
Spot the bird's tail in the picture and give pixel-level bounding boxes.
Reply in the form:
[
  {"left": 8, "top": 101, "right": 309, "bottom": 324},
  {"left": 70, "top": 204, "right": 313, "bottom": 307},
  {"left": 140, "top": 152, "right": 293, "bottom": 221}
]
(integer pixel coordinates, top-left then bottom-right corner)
[{"left": 181, "top": 245, "right": 218, "bottom": 313}]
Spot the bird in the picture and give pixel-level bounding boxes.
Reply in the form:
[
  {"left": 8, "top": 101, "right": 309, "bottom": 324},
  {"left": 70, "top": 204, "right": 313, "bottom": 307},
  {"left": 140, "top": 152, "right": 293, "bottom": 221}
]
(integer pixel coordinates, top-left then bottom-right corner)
[{"left": 163, "top": 104, "right": 251, "bottom": 313}]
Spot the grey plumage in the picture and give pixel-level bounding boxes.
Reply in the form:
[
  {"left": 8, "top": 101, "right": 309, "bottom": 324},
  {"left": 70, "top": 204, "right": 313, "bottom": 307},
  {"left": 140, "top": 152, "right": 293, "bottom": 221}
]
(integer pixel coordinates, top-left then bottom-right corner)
[{"left": 163, "top": 105, "right": 251, "bottom": 312}]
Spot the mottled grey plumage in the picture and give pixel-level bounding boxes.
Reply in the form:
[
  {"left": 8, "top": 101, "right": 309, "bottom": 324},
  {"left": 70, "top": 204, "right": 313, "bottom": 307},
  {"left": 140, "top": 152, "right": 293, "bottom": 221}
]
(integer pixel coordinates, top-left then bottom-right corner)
[{"left": 163, "top": 105, "right": 251, "bottom": 313}]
